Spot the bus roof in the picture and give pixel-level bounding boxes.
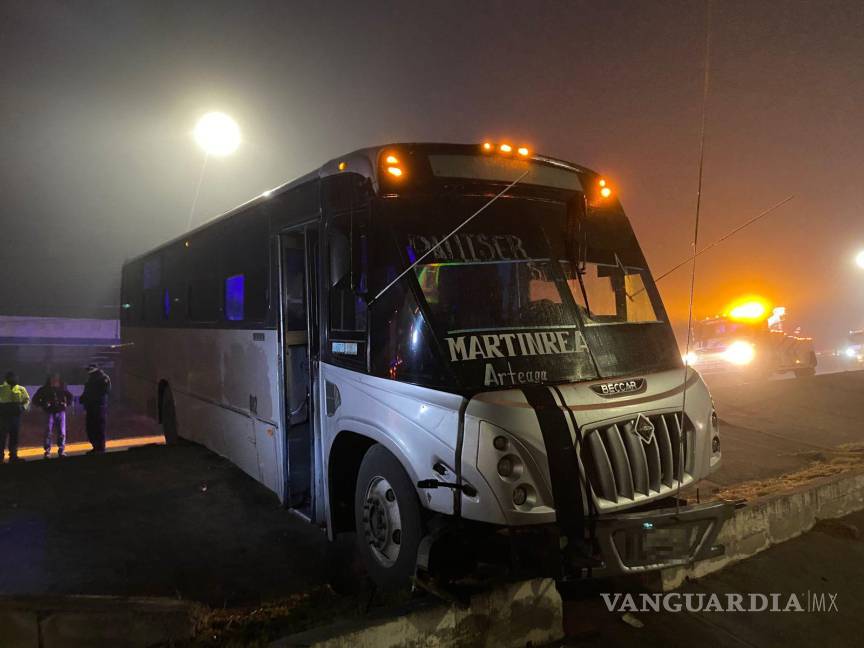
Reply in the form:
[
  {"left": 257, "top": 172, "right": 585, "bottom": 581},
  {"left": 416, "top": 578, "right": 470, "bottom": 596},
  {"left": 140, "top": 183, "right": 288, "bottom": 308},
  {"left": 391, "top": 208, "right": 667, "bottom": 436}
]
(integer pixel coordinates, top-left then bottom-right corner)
[{"left": 124, "top": 142, "right": 598, "bottom": 267}]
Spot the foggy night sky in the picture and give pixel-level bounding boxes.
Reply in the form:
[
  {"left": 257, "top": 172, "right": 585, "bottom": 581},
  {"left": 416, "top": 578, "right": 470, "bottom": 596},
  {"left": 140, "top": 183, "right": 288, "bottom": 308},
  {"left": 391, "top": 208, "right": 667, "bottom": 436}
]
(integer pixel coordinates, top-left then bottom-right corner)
[{"left": 1, "top": 0, "right": 863, "bottom": 348}]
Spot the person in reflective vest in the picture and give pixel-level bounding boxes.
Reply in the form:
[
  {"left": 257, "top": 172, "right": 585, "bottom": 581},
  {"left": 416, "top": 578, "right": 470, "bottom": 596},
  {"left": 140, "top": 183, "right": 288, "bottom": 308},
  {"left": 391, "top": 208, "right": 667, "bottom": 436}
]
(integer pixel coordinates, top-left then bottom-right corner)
[
  {"left": 80, "top": 364, "right": 111, "bottom": 454},
  {"left": 33, "top": 374, "right": 73, "bottom": 458},
  {"left": 0, "top": 371, "right": 31, "bottom": 463}
]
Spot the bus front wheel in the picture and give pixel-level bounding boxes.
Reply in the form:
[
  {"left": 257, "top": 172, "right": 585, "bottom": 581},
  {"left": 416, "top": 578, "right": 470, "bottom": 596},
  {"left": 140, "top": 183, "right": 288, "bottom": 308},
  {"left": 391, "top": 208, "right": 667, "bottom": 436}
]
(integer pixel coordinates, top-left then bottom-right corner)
[{"left": 354, "top": 444, "right": 423, "bottom": 590}]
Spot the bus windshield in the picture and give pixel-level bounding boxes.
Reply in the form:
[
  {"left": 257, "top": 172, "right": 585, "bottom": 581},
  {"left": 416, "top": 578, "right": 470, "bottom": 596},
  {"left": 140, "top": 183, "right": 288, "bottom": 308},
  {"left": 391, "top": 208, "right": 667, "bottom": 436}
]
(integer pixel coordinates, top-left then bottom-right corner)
[{"left": 372, "top": 194, "right": 681, "bottom": 391}]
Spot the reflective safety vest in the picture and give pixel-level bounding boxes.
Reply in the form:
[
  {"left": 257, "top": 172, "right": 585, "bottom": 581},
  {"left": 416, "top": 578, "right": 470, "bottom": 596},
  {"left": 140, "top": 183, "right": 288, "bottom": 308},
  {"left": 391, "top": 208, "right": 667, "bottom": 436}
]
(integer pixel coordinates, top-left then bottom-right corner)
[{"left": 0, "top": 382, "right": 30, "bottom": 415}]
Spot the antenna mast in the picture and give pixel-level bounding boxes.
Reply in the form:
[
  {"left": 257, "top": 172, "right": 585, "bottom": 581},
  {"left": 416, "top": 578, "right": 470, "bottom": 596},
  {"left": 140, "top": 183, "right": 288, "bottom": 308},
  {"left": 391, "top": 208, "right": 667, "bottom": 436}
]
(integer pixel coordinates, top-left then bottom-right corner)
[{"left": 678, "top": 0, "right": 713, "bottom": 507}]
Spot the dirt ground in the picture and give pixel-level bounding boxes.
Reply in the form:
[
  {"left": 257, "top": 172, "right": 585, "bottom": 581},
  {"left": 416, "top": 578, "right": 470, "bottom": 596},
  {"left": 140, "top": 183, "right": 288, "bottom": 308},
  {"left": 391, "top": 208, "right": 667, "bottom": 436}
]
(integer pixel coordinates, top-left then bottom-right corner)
[{"left": 0, "top": 443, "right": 335, "bottom": 607}]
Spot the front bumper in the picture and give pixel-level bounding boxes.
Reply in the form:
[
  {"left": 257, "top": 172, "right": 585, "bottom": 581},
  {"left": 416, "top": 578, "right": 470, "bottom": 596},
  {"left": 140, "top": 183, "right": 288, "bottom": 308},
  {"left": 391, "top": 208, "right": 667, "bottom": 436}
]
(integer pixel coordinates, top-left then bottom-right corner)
[
  {"left": 589, "top": 499, "right": 734, "bottom": 575},
  {"left": 476, "top": 499, "right": 736, "bottom": 580}
]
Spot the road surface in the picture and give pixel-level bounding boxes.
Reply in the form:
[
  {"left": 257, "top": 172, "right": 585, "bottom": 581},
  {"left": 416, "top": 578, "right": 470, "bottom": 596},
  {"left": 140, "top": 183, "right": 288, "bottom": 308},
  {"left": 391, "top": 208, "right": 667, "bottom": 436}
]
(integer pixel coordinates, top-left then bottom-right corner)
[
  {"left": 704, "top": 369, "right": 864, "bottom": 488},
  {"left": 540, "top": 508, "right": 864, "bottom": 648}
]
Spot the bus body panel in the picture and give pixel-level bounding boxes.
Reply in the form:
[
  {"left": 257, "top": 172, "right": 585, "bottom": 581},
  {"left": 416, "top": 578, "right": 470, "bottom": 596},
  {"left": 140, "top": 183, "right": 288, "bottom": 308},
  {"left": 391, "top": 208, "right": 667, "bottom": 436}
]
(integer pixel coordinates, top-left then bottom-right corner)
[
  {"left": 320, "top": 361, "right": 720, "bottom": 530},
  {"left": 319, "top": 363, "right": 467, "bottom": 521},
  {"left": 122, "top": 325, "right": 286, "bottom": 500},
  {"left": 466, "top": 367, "right": 718, "bottom": 526}
]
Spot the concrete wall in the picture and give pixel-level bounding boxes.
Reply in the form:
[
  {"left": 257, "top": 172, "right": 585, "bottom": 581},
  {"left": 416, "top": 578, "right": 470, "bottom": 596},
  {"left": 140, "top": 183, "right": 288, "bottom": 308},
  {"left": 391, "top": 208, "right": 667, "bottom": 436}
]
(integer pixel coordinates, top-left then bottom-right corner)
[
  {"left": 0, "top": 595, "right": 203, "bottom": 648},
  {"left": 0, "top": 316, "right": 119, "bottom": 340},
  {"left": 273, "top": 579, "right": 563, "bottom": 648},
  {"left": 660, "top": 469, "right": 864, "bottom": 590}
]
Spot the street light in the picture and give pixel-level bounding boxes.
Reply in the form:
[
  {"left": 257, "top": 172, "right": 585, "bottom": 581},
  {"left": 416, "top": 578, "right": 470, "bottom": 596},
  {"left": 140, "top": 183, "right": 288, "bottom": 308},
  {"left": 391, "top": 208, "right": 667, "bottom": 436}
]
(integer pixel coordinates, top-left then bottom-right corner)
[
  {"left": 193, "top": 112, "right": 240, "bottom": 157},
  {"left": 187, "top": 112, "right": 240, "bottom": 230},
  {"left": 856, "top": 249, "right": 864, "bottom": 270}
]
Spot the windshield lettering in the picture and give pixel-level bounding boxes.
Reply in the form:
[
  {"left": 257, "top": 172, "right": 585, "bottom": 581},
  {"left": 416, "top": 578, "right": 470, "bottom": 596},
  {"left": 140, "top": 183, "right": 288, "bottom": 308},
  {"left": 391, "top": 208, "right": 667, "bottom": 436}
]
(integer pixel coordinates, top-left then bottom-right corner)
[
  {"left": 446, "top": 329, "right": 589, "bottom": 362},
  {"left": 408, "top": 233, "right": 530, "bottom": 263},
  {"left": 484, "top": 362, "right": 548, "bottom": 388}
]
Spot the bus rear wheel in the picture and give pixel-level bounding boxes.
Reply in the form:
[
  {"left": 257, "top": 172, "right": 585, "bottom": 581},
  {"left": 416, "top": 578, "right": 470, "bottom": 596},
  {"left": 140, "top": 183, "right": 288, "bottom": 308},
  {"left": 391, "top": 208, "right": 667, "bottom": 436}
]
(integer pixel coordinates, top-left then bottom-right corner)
[
  {"left": 161, "top": 386, "right": 179, "bottom": 445},
  {"left": 354, "top": 444, "right": 422, "bottom": 590}
]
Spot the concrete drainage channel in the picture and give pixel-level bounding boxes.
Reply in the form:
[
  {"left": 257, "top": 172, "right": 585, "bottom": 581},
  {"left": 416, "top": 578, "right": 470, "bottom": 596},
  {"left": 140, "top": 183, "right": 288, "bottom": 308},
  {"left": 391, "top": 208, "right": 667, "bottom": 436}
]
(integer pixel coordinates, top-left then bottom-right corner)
[{"left": 2, "top": 469, "right": 863, "bottom": 648}]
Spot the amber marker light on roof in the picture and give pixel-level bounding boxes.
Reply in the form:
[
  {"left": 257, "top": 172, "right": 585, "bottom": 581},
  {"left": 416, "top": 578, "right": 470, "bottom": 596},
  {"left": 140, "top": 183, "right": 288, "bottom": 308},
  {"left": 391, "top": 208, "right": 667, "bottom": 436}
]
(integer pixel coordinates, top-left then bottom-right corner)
[
  {"left": 517, "top": 147, "right": 529, "bottom": 156},
  {"left": 385, "top": 154, "right": 399, "bottom": 164},
  {"left": 338, "top": 161, "right": 346, "bottom": 171},
  {"left": 482, "top": 142, "right": 493, "bottom": 152},
  {"left": 387, "top": 166, "right": 403, "bottom": 177},
  {"left": 597, "top": 178, "right": 613, "bottom": 198},
  {"left": 499, "top": 143, "right": 512, "bottom": 153}
]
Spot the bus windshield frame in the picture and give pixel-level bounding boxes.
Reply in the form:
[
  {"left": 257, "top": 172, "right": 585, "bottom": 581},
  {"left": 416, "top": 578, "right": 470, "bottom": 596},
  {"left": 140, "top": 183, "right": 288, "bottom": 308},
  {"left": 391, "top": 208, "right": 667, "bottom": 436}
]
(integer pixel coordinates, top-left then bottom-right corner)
[{"left": 366, "top": 189, "right": 682, "bottom": 393}]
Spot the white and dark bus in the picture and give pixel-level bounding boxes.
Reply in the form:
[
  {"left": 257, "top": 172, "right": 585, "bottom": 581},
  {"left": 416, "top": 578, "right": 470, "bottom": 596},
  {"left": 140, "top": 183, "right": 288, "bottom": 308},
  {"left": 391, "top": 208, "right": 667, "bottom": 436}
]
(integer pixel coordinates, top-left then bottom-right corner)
[{"left": 121, "top": 142, "right": 731, "bottom": 588}]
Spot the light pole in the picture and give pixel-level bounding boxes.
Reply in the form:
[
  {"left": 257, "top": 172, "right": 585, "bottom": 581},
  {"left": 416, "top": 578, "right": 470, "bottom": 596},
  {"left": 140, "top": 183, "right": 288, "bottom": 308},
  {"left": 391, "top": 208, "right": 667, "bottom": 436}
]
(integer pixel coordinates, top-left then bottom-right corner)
[{"left": 187, "top": 112, "right": 240, "bottom": 230}]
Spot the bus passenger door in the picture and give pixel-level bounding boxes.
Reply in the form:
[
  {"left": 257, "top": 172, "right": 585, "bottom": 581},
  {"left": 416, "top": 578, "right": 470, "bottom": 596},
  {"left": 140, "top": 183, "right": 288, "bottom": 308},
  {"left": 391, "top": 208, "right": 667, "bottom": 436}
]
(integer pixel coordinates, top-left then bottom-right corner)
[{"left": 279, "top": 224, "right": 319, "bottom": 517}]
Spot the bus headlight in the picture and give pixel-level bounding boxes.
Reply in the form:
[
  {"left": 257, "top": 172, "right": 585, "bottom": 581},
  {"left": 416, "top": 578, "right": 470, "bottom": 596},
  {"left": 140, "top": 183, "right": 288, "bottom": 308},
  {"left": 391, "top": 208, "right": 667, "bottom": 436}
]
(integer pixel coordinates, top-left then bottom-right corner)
[
  {"left": 723, "top": 340, "right": 755, "bottom": 365},
  {"left": 513, "top": 484, "right": 536, "bottom": 508},
  {"left": 480, "top": 422, "right": 549, "bottom": 513},
  {"left": 497, "top": 455, "right": 523, "bottom": 480}
]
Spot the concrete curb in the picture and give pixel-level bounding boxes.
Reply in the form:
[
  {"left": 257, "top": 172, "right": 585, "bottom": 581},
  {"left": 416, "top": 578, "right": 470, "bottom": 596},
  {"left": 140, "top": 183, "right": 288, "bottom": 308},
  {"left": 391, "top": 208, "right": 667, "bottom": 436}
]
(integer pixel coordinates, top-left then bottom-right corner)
[
  {"left": 271, "top": 578, "right": 562, "bottom": 648},
  {"left": 0, "top": 595, "right": 205, "bottom": 648},
  {"left": 660, "top": 468, "right": 864, "bottom": 590},
  {"left": 273, "top": 468, "right": 864, "bottom": 648}
]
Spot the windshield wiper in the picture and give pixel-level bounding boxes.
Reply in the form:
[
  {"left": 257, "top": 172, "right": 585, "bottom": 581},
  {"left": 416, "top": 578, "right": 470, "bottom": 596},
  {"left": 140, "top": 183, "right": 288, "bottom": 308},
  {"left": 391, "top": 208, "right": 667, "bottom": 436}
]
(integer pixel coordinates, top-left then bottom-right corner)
[{"left": 367, "top": 170, "right": 530, "bottom": 306}]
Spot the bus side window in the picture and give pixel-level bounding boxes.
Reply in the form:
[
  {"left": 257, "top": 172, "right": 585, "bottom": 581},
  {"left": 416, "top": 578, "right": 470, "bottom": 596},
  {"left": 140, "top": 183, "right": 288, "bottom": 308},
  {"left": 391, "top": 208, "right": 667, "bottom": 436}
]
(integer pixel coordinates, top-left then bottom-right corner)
[{"left": 328, "top": 213, "right": 367, "bottom": 334}]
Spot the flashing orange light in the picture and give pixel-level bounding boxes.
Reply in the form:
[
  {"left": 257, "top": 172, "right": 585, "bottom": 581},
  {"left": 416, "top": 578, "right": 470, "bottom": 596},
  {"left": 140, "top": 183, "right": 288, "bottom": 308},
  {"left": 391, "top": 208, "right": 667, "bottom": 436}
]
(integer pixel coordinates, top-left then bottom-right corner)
[
  {"left": 600, "top": 186, "right": 612, "bottom": 198},
  {"left": 599, "top": 179, "right": 607, "bottom": 187},
  {"left": 338, "top": 161, "right": 346, "bottom": 171},
  {"left": 499, "top": 143, "right": 512, "bottom": 153},
  {"left": 387, "top": 166, "right": 403, "bottom": 177},
  {"left": 727, "top": 298, "right": 770, "bottom": 322},
  {"left": 385, "top": 154, "right": 399, "bottom": 164},
  {"left": 482, "top": 142, "right": 493, "bottom": 152},
  {"left": 517, "top": 146, "right": 529, "bottom": 156}
]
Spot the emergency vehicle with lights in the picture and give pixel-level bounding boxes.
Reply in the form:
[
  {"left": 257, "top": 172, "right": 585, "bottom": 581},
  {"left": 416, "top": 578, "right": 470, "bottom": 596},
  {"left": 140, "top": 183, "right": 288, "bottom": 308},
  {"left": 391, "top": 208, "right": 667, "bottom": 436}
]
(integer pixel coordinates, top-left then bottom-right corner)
[
  {"left": 843, "top": 330, "right": 863, "bottom": 364},
  {"left": 120, "top": 142, "right": 730, "bottom": 589},
  {"left": 688, "top": 301, "right": 817, "bottom": 378}
]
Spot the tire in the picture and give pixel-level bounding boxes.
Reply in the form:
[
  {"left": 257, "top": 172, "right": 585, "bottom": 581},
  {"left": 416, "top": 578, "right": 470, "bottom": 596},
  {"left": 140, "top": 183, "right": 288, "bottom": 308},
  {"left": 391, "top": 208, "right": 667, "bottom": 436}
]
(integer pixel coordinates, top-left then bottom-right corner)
[
  {"left": 794, "top": 366, "right": 816, "bottom": 378},
  {"left": 354, "top": 444, "right": 423, "bottom": 591},
  {"left": 161, "top": 386, "right": 179, "bottom": 445}
]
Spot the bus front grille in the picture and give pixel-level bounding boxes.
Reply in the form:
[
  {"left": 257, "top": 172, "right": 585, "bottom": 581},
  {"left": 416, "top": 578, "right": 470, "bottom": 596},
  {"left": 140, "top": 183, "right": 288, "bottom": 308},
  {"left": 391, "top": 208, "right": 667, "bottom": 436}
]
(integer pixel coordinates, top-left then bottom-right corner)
[{"left": 579, "top": 412, "right": 693, "bottom": 505}]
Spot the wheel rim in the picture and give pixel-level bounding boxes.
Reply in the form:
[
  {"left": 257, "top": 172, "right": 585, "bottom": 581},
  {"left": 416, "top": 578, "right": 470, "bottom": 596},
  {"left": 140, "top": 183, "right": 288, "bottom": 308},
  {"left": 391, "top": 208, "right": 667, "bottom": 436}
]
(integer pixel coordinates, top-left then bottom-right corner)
[{"left": 362, "top": 475, "right": 402, "bottom": 567}]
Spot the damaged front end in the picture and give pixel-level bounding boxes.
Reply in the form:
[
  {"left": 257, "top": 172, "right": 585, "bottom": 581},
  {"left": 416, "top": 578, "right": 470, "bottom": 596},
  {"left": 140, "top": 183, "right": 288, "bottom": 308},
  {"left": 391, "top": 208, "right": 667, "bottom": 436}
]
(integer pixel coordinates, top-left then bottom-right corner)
[{"left": 416, "top": 370, "right": 734, "bottom": 588}]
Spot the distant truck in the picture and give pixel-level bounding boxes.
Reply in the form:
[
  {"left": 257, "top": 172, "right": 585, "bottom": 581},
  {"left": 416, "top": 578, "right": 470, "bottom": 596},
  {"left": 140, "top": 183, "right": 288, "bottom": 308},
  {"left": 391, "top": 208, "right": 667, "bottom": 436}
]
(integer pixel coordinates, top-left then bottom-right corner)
[
  {"left": 843, "top": 329, "right": 864, "bottom": 364},
  {"left": 687, "top": 303, "right": 817, "bottom": 378}
]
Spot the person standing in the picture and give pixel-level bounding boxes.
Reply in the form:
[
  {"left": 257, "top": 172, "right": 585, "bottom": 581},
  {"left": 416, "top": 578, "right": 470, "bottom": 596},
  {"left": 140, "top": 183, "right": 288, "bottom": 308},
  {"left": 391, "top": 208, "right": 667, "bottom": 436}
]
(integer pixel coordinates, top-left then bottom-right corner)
[
  {"left": 80, "top": 364, "right": 111, "bottom": 454},
  {"left": 33, "top": 374, "right": 73, "bottom": 458},
  {"left": 0, "top": 371, "right": 31, "bottom": 463}
]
